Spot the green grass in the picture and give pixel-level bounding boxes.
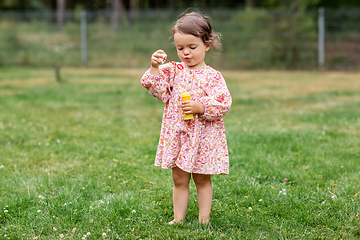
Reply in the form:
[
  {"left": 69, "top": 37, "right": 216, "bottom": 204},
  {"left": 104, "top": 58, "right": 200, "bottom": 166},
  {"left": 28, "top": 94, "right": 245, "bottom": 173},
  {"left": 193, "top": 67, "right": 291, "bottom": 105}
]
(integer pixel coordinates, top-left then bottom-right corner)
[{"left": 0, "top": 67, "right": 360, "bottom": 239}]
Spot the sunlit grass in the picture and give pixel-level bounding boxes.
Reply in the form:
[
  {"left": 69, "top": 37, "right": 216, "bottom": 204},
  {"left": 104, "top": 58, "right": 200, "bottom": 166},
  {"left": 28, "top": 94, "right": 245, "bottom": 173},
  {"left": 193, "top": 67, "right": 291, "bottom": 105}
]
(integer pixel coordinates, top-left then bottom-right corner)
[{"left": 0, "top": 67, "right": 359, "bottom": 239}]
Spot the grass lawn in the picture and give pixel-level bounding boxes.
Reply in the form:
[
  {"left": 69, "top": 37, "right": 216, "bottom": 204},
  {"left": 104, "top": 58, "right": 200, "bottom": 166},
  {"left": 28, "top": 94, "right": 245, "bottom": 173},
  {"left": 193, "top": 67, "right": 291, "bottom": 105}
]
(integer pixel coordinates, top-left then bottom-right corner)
[{"left": 0, "top": 67, "right": 359, "bottom": 239}]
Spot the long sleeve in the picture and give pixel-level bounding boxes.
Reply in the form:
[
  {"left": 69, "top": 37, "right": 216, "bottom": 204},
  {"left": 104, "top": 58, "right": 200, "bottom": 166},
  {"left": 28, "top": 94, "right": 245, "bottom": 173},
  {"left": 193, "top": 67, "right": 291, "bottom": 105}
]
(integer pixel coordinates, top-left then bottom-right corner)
[
  {"left": 198, "top": 71, "right": 232, "bottom": 121},
  {"left": 140, "top": 63, "right": 175, "bottom": 103}
]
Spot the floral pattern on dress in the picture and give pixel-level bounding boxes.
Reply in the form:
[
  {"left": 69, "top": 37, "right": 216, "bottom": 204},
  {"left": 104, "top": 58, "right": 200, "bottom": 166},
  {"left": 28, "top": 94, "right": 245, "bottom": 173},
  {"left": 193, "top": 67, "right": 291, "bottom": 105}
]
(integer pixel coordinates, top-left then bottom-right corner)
[{"left": 141, "top": 62, "right": 232, "bottom": 175}]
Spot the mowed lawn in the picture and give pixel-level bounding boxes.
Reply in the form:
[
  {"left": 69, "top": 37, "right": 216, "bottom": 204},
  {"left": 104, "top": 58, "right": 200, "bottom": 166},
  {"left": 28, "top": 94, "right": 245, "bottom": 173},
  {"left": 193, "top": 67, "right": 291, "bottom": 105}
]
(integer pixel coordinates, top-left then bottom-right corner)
[{"left": 0, "top": 67, "right": 359, "bottom": 239}]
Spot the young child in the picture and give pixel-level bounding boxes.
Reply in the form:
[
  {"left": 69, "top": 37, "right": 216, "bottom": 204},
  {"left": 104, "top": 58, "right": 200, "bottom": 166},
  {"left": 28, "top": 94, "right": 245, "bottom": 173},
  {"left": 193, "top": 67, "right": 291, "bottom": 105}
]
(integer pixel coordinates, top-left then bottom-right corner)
[{"left": 141, "top": 12, "right": 232, "bottom": 224}]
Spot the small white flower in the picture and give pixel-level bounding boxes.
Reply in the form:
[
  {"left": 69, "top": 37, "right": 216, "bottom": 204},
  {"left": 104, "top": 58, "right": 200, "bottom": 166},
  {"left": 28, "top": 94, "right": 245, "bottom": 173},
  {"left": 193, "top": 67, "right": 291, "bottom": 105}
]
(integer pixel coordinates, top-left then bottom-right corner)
[
  {"left": 87, "top": 232, "right": 91, "bottom": 235},
  {"left": 64, "top": 203, "right": 67, "bottom": 206},
  {"left": 102, "top": 232, "right": 107, "bottom": 237},
  {"left": 60, "top": 234, "right": 64, "bottom": 238},
  {"left": 107, "top": 228, "right": 111, "bottom": 232},
  {"left": 248, "top": 207, "right": 252, "bottom": 211},
  {"left": 282, "top": 189, "right": 287, "bottom": 195},
  {"left": 53, "top": 227, "right": 57, "bottom": 231},
  {"left": 72, "top": 228, "right": 76, "bottom": 233},
  {"left": 322, "top": 201, "right": 325, "bottom": 204},
  {"left": 4, "top": 210, "right": 8, "bottom": 213},
  {"left": 0, "top": 165, "right": 4, "bottom": 169},
  {"left": 37, "top": 210, "right": 41, "bottom": 213},
  {"left": 259, "top": 199, "right": 263, "bottom": 202},
  {"left": 100, "top": 200, "right": 104, "bottom": 204},
  {"left": 332, "top": 195, "right": 336, "bottom": 200},
  {"left": 109, "top": 176, "right": 112, "bottom": 179},
  {"left": 131, "top": 210, "right": 136, "bottom": 214},
  {"left": 81, "top": 237, "right": 86, "bottom": 240},
  {"left": 33, "top": 237, "right": 38, "bottom": 239},
  {"left": 56, "top": 139, "right": 61, "bottom": 143},
  {"left": 38, "top": 195, "right": 45, "bottom": 199}
]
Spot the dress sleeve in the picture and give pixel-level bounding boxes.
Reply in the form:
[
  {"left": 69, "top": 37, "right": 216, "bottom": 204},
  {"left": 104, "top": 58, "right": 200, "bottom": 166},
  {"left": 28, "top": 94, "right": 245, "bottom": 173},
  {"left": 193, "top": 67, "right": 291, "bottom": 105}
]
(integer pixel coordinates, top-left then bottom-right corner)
[
  {"left": 198, "top": 70, "right": 232, "bottom": 121},
  {"left": 140, "top": 63, "right": 175, "bottom": 103}
]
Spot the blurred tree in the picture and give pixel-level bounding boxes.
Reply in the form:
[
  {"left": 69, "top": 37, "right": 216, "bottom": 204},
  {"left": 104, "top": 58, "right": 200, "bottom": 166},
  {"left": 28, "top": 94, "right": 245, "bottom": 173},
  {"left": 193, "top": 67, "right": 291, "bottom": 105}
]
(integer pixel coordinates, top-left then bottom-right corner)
[
  {"left": 112, "top": 0, "right": 120, "bottom": 30},
  {"left": 1, "top": 0, "right": 360, "bottom": 10},
  {"left": 0, "top": 0, "right": 47, "bottom": 10},
  {"left": 57, "top": 0, "right": 66, "bottom": 29},
  {"left": 245, "top": 0, "right": 255, "bottom": 8}
]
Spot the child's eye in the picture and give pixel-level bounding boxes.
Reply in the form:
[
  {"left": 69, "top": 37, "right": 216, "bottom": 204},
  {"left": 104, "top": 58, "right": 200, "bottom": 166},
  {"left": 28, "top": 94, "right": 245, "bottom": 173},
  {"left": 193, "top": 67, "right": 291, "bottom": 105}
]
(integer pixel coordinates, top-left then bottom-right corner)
[
  {"left": 190, "top": 46, "right": 197, "bottom": 50},
  {"left": 177, "top": 47, "right": 183, "bottom": 50}
]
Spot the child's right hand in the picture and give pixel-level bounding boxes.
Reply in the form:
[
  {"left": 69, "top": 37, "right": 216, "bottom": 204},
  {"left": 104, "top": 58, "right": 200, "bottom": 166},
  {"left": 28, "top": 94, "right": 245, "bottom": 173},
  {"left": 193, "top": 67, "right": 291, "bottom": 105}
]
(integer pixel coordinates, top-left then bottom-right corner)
[{"left": 151, "top": 50, "right": 167, "bottom": 69}]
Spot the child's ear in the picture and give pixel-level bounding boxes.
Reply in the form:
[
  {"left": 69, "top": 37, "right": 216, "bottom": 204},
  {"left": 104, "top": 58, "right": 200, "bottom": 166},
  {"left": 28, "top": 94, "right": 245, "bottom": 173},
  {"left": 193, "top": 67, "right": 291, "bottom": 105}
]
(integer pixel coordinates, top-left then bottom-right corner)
[{"left": 205, "top": 44, "right": 211, "bottom": 52}]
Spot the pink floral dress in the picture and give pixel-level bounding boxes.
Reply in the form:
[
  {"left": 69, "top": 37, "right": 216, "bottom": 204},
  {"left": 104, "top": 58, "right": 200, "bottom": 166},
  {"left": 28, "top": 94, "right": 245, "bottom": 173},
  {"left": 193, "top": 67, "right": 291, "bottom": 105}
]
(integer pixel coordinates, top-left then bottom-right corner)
[{"left": 141, "top": 62, "right": 232, "bottom": 175}]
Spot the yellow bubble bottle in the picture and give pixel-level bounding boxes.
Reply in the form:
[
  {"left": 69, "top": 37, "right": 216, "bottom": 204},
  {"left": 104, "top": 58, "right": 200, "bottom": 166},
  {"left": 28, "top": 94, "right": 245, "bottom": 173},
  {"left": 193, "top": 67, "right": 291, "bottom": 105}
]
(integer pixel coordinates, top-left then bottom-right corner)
[{"left": 181, "top": 92, "right": 194, "bottom": 120}]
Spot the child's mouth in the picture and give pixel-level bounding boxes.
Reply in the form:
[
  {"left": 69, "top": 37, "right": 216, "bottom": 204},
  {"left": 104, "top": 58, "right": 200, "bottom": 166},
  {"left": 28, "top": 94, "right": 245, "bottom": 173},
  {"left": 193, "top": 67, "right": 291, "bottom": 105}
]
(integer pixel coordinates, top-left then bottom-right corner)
[{"left": 184, "top": 57, "right": 191, "bottom": 61}]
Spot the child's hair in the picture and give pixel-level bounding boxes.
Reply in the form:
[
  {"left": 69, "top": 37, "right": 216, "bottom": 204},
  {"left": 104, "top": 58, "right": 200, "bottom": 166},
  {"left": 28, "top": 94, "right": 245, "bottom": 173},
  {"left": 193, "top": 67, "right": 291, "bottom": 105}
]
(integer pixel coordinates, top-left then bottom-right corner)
[{"left": 172, "top": 11, "right": 221, "bottom": 50}]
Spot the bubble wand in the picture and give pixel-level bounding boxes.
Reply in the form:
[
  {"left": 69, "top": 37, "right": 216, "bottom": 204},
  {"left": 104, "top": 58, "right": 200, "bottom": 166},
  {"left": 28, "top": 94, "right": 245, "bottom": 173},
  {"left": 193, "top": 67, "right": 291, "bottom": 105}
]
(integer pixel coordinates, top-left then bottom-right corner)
[{"left": 159, "top": 56, "right": 184, "bottom": 70}]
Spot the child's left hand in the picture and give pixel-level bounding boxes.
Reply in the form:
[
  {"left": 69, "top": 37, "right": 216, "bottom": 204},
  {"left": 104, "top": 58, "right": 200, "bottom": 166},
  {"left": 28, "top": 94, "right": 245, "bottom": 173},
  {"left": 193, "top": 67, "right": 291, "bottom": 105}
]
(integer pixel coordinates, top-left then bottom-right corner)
[{"left": 181, "top": 100, "right": 205, "bottom": 115}]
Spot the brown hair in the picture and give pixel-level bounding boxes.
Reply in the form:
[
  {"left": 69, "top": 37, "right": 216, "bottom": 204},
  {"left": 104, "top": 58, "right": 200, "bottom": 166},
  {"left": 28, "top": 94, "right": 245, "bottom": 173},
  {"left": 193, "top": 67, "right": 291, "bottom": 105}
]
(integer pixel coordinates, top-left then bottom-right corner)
[{"left": 172, "top": 12, "right": 221, "bottom": 50}]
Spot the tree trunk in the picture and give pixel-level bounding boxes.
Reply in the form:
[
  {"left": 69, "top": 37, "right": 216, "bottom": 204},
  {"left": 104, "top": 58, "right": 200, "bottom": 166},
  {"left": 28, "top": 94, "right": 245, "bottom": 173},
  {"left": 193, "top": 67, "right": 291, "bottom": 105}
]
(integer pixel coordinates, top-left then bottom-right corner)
[
  {"left": 57, "top": 0, "right": 66, "bottom": 30},
  {"left": 112, "top": 0, "right": 121, "bottom": 31},
  {"left": 169, "top": 0, "right": 176, "bottom": 9},
  {"left": 245, "top": 0, "right": 255, "bottom": 8}
]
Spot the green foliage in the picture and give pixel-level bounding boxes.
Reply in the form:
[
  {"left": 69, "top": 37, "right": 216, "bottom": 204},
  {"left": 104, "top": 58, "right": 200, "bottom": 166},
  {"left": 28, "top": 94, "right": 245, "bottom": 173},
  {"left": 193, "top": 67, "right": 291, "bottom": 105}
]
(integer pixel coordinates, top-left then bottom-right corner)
[
  {"left": 0, "top": 9, "right": 359, "bottom": 70},
  {"left": 0, "top": 67, "right": 359, "bottom": 239},
  {"left": 231, "top": 8, "right": 317, "bottom": 69}
]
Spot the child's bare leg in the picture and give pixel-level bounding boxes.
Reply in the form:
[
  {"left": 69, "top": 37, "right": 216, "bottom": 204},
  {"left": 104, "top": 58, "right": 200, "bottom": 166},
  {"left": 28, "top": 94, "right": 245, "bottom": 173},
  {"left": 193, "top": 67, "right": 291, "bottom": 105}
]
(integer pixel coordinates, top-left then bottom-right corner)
[
  {"left": 192, "top": 173, "right": 212, "bottom": 223},
  {"left": 172, "top": 167, "right": 191, "bottom": 222}
]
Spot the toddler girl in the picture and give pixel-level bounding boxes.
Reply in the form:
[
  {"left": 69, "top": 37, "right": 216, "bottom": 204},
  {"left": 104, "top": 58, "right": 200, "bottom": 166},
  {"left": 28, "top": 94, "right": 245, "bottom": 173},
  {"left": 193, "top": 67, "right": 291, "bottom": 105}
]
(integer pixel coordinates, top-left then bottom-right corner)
[{"left": 141, "top": 12, "right": 232, "bottom": 224}]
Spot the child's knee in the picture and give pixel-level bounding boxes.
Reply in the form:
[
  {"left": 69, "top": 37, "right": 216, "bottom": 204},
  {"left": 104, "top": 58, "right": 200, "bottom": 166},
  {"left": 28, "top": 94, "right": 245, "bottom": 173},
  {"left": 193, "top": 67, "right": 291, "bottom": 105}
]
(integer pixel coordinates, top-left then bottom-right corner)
[
  {"left": 172, "top": 167, "right": 191, "bottom": 186},
  {"left": 193, "top": 174, "right": 211, "bottom": 187}
]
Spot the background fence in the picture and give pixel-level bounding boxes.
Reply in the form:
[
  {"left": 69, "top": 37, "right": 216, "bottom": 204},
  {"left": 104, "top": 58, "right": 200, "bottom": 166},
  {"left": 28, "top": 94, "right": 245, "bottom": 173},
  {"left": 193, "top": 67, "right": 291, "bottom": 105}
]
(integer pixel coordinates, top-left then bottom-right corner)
[{"left": 0, "top": 8, "right": 359, "bottom": 70}]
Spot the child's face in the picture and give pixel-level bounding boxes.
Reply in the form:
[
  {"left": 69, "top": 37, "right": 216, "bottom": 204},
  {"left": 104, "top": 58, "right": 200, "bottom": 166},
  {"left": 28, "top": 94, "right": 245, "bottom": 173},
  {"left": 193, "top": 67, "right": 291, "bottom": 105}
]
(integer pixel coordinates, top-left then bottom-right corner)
[{"left": 173, "top": 32, "right": 210, "bottom": 70}]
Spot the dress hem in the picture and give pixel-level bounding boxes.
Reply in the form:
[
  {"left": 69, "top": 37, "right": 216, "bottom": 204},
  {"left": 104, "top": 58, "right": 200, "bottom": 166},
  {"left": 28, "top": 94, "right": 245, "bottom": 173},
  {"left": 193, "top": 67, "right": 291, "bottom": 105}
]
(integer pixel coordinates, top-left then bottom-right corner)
[{"left": 154, "top": 163, "right": 228, "bottom": 175}]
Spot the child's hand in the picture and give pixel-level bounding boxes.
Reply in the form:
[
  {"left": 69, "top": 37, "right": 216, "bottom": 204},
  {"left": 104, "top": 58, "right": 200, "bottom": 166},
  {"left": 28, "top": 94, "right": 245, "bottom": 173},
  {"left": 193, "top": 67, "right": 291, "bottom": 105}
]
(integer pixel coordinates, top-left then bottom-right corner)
[
  {"left": 182, "top": 100, "right": 205, "bottom": 115},
  {"left": 150, "top": 50, "right": 166, "bottom": 76},
  {"left": 151, "top": 50, "right": 167, "bottom": 68}
]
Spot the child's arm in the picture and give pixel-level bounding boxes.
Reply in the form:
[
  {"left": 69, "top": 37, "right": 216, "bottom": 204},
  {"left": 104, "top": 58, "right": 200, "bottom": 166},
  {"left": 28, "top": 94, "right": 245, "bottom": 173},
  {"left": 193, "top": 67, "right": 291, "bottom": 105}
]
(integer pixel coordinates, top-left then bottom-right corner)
[
  {"left": 198, "top": 71, "right": 232, "bottom": 121},
  {"left": 141, "top": 50, "right": 174, "bottom": 103}
]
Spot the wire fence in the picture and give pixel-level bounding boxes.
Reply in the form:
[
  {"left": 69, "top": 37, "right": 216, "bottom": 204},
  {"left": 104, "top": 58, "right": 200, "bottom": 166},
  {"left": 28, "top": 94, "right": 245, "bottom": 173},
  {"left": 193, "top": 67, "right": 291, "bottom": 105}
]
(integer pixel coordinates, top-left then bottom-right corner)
[{"left": 0, "top": 8, "right": 359, "bottom": 70}]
